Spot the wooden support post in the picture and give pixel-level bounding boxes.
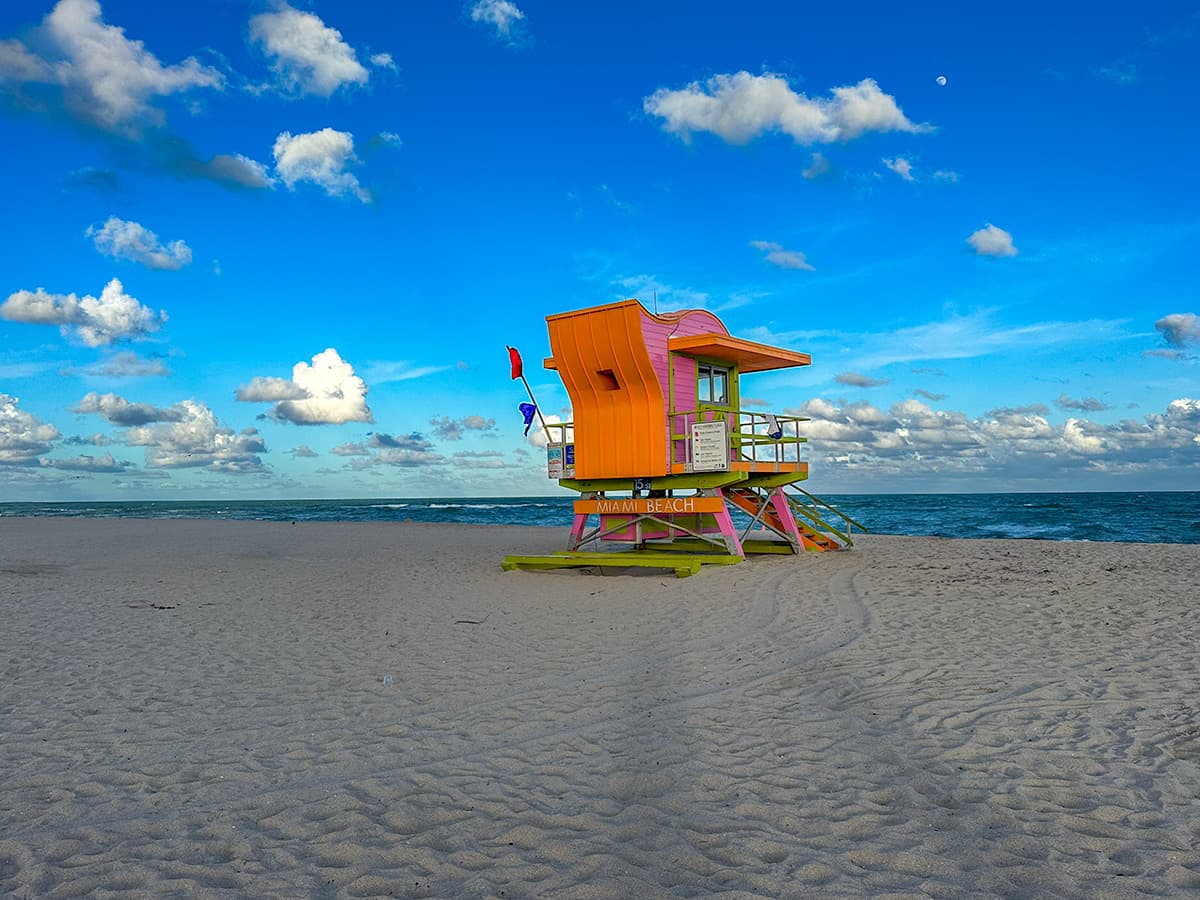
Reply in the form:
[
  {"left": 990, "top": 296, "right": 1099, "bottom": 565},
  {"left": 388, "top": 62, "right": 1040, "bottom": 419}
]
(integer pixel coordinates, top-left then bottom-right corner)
[
  {"left": 767, "top": 486, "right": 803, "bottom": 554},
  {"left": 711, "top": 488, "right": 746, "bottom": 558},
  {"left": 568, "top": 513, "right": 589, "bottom": 550}
]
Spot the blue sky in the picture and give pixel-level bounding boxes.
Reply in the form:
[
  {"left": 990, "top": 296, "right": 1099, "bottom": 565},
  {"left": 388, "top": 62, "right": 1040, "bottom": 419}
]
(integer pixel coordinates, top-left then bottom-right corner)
[{"left": 1, "top": 0, "right": 1197, "bottom": 499}]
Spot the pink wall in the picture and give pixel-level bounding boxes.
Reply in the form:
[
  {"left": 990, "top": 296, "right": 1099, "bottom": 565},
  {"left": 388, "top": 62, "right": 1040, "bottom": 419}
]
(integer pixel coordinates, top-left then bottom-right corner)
[{"left": 639, "top": 308, "right": 729, "bottom": 466}]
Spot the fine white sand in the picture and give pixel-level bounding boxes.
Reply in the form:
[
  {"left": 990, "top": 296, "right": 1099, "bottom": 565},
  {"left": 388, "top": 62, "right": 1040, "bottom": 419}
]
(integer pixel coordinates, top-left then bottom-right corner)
[{"left": 2, "top": 517, "right": 1199, "bottom": 898}]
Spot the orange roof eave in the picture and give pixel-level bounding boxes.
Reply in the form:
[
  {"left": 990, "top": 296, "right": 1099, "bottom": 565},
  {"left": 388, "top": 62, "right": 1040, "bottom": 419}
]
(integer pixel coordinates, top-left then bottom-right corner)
[
  {"left": 545, "top": 298, "right": 643, "bottom": 324},
  {"left": 544, "top": 300, "right": 644, "bottom": 371},
  {"left": 668, "top": 333, "right": 811, "bottom": 372}
]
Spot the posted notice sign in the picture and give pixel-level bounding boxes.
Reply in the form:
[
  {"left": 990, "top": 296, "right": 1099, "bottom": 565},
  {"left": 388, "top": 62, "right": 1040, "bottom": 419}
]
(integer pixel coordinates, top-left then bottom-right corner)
[
  {"left": 690, "top": 421, "right": 730, "bottom": 471},
  {"left": 547, "top": 444, "right": 575, "bottom": 479}
]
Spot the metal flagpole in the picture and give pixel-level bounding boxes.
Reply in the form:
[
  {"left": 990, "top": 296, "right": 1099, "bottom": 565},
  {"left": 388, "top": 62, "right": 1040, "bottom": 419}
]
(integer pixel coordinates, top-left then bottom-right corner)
[{"left": 507, "top": 346, "right": 551, "bottom": 436}]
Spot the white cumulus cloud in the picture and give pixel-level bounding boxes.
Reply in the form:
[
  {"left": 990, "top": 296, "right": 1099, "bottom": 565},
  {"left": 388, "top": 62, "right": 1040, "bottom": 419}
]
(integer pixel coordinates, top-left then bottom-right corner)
[
  {"left": 644, "top": 72, "right": 928, "bottom": 145},
  {"left": 0, "top": 38, "right": 52, "bottom": 82},
  {"left": 1057, "top": 394, "right": 1109, "bottom": 412},
  {"left": 526, "top": 413, "right": 570, "bottom": 449},
  {"left": 967, "top": 223, "right": 1018, "bottom": 257},
  {"left": 1, "top": 394, "right": 61, "bottom": 465},
  {"left": 41, "top": 452, "right": 131, "bottom": 472},
  {"left": 205, "top": 153, "right": 275, "bottom": 189},
  {"left": 273, "top": 128, "right": 369, "bottom": 202},
  {"left": 249, "top": 2, "right": 368, "bottom": 96},
  {"left": 0, "top": 3, "right": 272, "bottom": 191},
  {"left": 802, "top": 152, "right": 832, "bottom": 180},
  {"left": 1061, "top": 417, "right": 1109, "bottom": 454},
  {"left": 2, "top": 278, "right": 167, "bottom": 346},
  {"left": 0, "top": 0, "right": 223, "bottom": 135},
  {"left": 1155, "top": 312, "right": 1199, "bottom": 347},
  {"left": 332, "top": 432, "right": 447, "bottom": 469},
  {"left": 883, "top": 157, "right": 915, "bottom": 181},
  {"left": 237, "top": 348, "right": 373, "bottom": 425},
  {"left": 235, "top": 377, "right": 309, "bottom": 403},
  {"left": 430, "top": 415, "right": 497, "bottom": 440},
  {"left": 783, "top": 396, "right": 1200, "bottom": 489},
  {"left": 74, "top": 392, "right": 183, "bottom": 426},
  {"left": 750, "top": 240, "right": 814, "bottom": 271},
  {"left": 470, "top": 1, "right": 526, "bottom": 40},
  {"left": 87, "top": 216, "right": 192, "bottom": 270},
  {"left": 123, "top": 400, "right": 267, "bottom": 472}
]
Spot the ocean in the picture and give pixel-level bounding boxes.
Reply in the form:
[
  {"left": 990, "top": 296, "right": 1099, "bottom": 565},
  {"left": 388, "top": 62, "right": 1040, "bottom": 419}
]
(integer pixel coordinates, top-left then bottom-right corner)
[{"left": 1, "top": 492, "right": 1197, "bottom": 544}]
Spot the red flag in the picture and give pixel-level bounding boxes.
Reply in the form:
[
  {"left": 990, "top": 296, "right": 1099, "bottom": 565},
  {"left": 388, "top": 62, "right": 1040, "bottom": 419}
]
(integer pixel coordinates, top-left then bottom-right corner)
[{"left": 507, "top": 346, "right": 523, "bottom": 380}]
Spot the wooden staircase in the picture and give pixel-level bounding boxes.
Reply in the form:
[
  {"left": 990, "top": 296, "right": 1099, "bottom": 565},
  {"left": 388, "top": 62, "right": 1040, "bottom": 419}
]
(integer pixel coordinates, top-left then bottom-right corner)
[{"left": 725, "top": 485, "right": 859, "bottom": 552}]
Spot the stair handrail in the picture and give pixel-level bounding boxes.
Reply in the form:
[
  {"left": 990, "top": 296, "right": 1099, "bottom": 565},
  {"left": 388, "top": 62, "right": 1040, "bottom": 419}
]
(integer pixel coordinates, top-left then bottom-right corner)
[
  {"left": 789, "top": 486, "right": 868, "bottom": 534},
  {"left": 787, "top": 499, "right": 853, "bottom": 547}
]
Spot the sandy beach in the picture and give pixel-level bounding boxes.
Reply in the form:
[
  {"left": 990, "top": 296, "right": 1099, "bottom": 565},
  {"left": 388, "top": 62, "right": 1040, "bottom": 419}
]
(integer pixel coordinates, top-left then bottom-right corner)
[{"left": 2, "top": 518, "right": 1199, "bottom": 898}]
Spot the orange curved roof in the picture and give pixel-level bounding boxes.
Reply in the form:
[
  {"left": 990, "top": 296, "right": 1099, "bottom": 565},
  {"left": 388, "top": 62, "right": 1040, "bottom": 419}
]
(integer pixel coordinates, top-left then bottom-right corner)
[{"left": 545, "top": 300, "right": 667, "bottom": 477}]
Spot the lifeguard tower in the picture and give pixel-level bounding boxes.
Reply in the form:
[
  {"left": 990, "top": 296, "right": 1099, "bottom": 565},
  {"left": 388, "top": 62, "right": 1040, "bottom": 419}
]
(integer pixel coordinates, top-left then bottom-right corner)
[{"left": 502, "top": 299, "right": 864, "bottom": 577}]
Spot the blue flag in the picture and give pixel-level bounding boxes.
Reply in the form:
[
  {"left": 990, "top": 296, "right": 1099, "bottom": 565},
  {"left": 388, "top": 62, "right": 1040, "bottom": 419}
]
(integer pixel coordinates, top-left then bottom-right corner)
[{"left": 519, "top": 402, "right": 537, "bottom": 436}]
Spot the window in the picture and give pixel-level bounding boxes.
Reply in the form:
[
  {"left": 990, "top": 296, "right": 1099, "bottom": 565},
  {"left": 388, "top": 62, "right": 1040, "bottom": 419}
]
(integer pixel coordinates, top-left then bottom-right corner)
[{"left": 697, "top": 363, "right": 730, "bottom": 405}]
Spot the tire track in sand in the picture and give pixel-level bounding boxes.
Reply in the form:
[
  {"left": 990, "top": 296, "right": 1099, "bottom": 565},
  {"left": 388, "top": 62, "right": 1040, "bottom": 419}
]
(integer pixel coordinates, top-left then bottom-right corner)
[{"left": 8, "top": 555, "right": 874, "bottom": 838}]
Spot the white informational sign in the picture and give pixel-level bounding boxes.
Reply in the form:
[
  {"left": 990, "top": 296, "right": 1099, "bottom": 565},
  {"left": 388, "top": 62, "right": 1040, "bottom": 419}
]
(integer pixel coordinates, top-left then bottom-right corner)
[
  {"left": 690, "top": 421, "right": 730, "bottom": 472},
  {"left": 547, "top": 444, "right": 575, "bottom": 479}
]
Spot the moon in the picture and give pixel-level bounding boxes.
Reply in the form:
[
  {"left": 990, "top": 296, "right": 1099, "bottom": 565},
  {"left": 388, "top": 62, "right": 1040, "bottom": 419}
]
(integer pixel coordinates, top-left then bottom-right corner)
[{"left": 936, "top": 75, "right": 948, "bottom": 86}]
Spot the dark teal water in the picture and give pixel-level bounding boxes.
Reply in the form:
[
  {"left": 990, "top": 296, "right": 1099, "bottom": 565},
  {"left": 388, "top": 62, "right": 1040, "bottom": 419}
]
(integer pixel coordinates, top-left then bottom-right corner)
[{"left": 1, "top": 493, "right": 1197, "bottom": 544}]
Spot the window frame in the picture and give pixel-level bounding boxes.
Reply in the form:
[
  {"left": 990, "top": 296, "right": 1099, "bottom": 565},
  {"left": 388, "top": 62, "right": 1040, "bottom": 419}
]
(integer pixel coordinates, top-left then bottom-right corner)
[{"left": 696, "top": 361, "right": 733, "bottom": 409}]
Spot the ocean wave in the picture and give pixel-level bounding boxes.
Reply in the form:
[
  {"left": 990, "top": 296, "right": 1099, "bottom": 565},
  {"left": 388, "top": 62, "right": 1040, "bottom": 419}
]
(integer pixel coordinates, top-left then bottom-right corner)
[
  {"left": 428, "top": 503, "right": 507, "bottom": 509},
  {"left": 1, "top": 494, "right": 1197, "bottom": 543}
]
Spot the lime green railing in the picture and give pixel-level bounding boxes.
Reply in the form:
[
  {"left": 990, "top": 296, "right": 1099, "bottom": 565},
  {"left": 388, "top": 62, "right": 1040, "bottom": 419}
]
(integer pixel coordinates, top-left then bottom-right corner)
[{"left": 786, "top": 487, "right": 868, "bottom": 547}]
